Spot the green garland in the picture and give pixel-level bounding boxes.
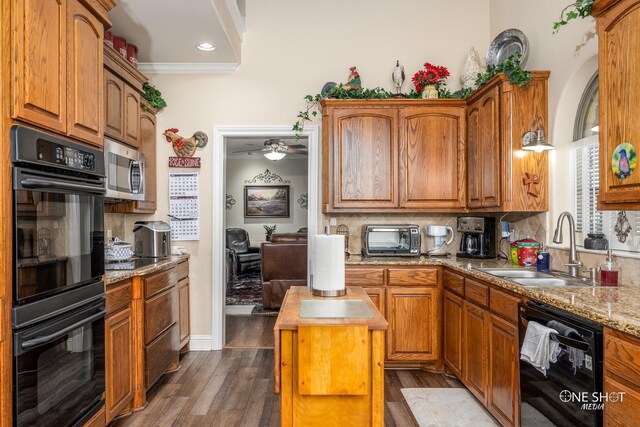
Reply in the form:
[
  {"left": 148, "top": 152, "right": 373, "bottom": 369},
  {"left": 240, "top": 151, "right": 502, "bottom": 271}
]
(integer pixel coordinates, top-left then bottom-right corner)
[
  {"left": 553, "top": 0, "right": 595, "bottom": 33},
  {"left": 292, "top": 53, "right": 531, "bottom": 138},
  {"left": 141, "top": 82, "right": 167, "bottom": 112}
]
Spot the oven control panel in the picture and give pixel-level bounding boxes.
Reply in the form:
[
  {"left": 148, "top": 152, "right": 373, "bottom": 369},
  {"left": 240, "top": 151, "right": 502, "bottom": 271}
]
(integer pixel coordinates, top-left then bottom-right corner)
[{"left": 37, "top": 140, "right": 95, "bottom": 171}]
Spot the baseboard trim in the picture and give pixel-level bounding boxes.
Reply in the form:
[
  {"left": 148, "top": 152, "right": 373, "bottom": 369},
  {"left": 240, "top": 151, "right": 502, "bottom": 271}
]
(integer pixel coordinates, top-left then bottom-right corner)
[{"left": 189, "top": 335, "right": 213, "bottom": 351}]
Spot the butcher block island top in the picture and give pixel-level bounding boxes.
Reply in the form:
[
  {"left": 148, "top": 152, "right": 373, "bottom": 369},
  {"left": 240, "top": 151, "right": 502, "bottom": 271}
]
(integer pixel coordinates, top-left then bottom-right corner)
[{"left": 274, "top": 286, "right": 387, "bottom": 427}]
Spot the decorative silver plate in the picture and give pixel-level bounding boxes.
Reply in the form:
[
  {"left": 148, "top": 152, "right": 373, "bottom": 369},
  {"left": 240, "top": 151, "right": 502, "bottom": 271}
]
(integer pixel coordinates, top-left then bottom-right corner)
[{"left": 486, "top": 28, "right": 529, "bottom": 67}]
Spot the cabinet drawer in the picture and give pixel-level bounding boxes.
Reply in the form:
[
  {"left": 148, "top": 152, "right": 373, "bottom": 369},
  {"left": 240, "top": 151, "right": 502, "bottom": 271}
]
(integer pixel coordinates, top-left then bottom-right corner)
[
  {"left": 145, "top": 324, "right": 179, "bottom": 390},
  {"left": 106, "top": 279, "right": 132, "bottom": 314},
  {"left": 345, "top": 267, "right": 385, "bottom": 286},
  {"left": 144, "top": 288, "right": 178, "bottom": 344},
  {"left": 465, "top": 279, "right": 489, "bottom": 308},
  {"left": 144, "top": 267, "right": 177, "bottom": 299},
  {"left": 489, "top": 288, "right": 520, "bottom": 323},
  {"left": 388, "top": 267, "right": 438, "bottom": 286},
  {"left": 605, "top": 329, "right": 640, "bottom": 384},
  {"left": 444, "top": 270, "right": 464, "bottom": 296},
  {"left": 176, "top": 261, "right": 189, "bottom": 281}
]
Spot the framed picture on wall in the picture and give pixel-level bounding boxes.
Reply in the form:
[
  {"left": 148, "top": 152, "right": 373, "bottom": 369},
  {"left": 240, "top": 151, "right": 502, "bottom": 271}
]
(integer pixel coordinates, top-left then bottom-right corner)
[{"left": 244, "top": 185, "right": 290, "bottom": 218}]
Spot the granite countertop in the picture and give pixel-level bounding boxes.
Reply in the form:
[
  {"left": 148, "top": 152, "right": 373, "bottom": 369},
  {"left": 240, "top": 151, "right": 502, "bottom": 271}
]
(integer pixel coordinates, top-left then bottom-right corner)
[
  {"left": 346, "top": 255, "right": 640, "bottom": 338},
  {"left": 104, "top": 254, "right": 190, "bottom": 285}
]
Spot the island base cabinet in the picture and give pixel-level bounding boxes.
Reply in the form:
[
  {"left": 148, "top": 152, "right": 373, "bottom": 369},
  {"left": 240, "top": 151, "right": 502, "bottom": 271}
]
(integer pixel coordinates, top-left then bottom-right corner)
[{"left": 279, "top": 328, "right": 385, "bottom": 427}]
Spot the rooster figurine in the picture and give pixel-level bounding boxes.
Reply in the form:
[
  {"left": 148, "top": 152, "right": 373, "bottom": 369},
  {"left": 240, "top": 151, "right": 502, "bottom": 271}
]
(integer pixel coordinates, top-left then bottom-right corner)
[
  {"left": 392, "top": 60, "right": 405, "bottom": 95},
  {"left": 343, "top": 66, "right": 361, "bottom": 91},
  {"left": 163, "top": 128, "right": 208, "bottom": 157}
]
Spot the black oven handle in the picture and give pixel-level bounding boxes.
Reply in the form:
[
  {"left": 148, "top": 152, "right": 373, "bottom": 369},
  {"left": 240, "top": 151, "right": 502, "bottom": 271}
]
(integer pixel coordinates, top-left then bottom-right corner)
[
  {"left": 21, "top": 177, "right": 106, "bottom": 195},
  {"left": 21, "top": 309, "right": 106, "bottom": 350}
]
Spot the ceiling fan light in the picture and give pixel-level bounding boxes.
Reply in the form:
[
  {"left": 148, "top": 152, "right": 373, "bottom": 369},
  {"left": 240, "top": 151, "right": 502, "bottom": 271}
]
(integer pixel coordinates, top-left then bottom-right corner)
[{"left": 264, "top": 151, "right": 286, "bottom": 161}]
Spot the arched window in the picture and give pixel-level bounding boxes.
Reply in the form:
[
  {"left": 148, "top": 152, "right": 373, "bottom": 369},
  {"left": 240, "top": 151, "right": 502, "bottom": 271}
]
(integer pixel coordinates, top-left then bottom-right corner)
[{"left": 573, "top": 73, "right": 640, "bottom": 251}]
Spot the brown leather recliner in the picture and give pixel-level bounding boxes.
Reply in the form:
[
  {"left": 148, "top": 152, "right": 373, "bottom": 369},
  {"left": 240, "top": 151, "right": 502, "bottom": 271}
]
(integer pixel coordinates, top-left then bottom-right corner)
[{"left": 261, "top": 233, "right": 307, "bottom": 309}]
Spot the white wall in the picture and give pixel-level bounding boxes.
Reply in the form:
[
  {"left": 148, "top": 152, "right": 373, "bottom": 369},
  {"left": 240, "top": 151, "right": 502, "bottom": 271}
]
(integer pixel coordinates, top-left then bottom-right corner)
[
  {"left": 140, "top": 0, "right": 492, "bottom": 338},
  {"left": 490, "top": 0, "right": 598, "bottom": 243},
  {"left": 225, "top": 157, "right": 308, "bottom": 243}
]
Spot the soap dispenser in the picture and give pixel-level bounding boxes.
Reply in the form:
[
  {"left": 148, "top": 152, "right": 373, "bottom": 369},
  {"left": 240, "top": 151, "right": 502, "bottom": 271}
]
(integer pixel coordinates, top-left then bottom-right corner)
[{"left": 600, "top": 250, "right": 619, "bottom": 287}]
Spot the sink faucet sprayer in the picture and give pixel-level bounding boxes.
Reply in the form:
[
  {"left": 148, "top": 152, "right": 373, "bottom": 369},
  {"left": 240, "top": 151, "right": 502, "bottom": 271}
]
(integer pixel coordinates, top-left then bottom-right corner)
[{"left": 552, "top": 211, "right": 583, "bottom": 277}]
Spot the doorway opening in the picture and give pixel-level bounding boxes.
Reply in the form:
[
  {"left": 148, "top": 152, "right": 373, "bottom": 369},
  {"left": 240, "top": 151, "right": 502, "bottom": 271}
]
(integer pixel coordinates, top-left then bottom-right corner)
[{"left": 212, "top": 126, "right": 318, "bottom": 350}]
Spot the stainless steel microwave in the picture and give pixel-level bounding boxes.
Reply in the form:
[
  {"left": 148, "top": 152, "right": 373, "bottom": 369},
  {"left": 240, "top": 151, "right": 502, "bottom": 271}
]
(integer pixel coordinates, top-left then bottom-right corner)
[
  {"left": 362, "top": 225, "right": 421, "bottom": 257},
  {"left": 105, "top": 138, "right": 144, "bottom": 201}
]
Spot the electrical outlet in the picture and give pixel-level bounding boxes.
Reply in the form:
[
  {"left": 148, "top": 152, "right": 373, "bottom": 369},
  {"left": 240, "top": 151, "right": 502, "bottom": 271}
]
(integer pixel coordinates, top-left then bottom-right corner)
[
  {"left": 329, "top": 218, "right": 337, "bottom": 226},
  {"left": 107, "top": 229, "right": 112, "bottom": 240}
]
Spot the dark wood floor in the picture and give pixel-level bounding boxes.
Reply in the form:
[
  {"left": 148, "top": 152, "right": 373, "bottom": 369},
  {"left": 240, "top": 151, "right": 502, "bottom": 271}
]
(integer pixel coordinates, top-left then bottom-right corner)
[
  {"left": 113, "top": 349, "right": 464, "bottom": 427},
  {"left": 225, "top": 314, "right": 276, "bottom": 349}
]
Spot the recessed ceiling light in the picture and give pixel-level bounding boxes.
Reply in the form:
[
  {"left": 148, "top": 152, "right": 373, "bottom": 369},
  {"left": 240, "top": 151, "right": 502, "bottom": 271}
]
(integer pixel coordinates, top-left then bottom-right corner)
[{"left": 196, "top": 42, "right": 216, "bottom": 52}]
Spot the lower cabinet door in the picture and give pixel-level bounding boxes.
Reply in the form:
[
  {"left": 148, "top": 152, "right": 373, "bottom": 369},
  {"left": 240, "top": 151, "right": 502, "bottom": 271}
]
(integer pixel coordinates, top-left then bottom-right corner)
[
  {"left": 105, "top": 307, "right": 134, "bottom": 423},
  {"left": 386, "top": 287, "right": 439, "bottom": 361},
  {"left": 488, "top": 313, "right": 519, "bottom": 427},
  {"left": 443, "top": 290, "right": 464, "bottom": 378},
  {"left": 464, "top": 301, "right": 489, "bottom": 404},
  {"left": 178, "top": 278, "right": 190, "bottom": 348}
]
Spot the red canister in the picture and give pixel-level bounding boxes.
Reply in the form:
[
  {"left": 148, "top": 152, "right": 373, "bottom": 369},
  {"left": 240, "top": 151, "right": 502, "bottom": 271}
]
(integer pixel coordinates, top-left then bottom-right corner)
[
  {"left": 104, "top": 30, "right": 113, "bottom": 49},
  {"left": 112, "top": 36, "right": 127, "bottom": 59},
  {"left": 126, "top": 43, "right": 138, "bottom": 68},
  {"left": 516, "top": 237, "right": 540, "bottom": 267}
]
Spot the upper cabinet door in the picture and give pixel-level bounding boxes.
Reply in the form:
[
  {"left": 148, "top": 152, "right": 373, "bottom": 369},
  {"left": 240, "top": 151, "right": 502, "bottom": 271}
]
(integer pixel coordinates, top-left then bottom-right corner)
[
  {"left": 67, "top": 0, "right": 104, "bottom": 147},
  {"left": 123, "top": 85, "right": 141, "bottom": 148},
  {"left": 399, "top": 106, "right": 466, "bottom": 210},
  {"left": 328, "top": 108, "right": 398, "bottom": 209},
  {"left": 478, "top": 87, "right": 501, "bottom": 208},
  {"left": 13, "top": 0, "right": 67, "bottom": 133},
  {"left": 595, "top": 0, "right": 640, "bottom": 209},
  {"left": 104, "top": 69, "right": 125, "bottom": 140},
  {"left": 467, "top": 105, "right": 481, "bottom": 208}
]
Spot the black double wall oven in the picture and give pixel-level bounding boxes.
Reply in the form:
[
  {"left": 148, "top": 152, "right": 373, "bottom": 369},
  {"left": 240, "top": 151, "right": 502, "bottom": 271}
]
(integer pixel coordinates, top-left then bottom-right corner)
[{"left": 11, "top": 125, "right": 106, "bottom": 427}]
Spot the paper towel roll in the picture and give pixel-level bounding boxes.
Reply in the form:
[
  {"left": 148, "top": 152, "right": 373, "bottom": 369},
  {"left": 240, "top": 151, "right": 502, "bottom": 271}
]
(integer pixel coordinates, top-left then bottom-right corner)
[{"left": 311, "top": 234, "right": 345, "bottom": 293}]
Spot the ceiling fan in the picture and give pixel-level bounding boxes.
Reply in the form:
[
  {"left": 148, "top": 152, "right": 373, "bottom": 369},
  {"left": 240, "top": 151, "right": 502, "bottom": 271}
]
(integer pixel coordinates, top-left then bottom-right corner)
[{"left": 232, "top": 139, "right": 308, "bottom": 160}]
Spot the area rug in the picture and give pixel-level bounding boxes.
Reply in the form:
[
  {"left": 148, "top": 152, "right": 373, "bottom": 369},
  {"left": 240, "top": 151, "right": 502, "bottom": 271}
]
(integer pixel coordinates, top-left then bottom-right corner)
[
  {"left": 225, "top": 271, "right": 279, "bottom": 315},
  {"left": 401, "top": 388, "right": 499, "bottom": 427}
]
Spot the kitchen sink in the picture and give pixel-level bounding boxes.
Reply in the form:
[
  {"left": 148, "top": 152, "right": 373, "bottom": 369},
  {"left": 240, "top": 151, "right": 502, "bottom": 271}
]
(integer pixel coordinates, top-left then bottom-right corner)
[
  {"left": 474, "top": 268, "right": 554, "bottom": 279},
  {"left": 510, "top": 277, "right": 593, "bottom": 287},
  {"left": 475, "top": 267, "right": 595, "bottom": 287}
]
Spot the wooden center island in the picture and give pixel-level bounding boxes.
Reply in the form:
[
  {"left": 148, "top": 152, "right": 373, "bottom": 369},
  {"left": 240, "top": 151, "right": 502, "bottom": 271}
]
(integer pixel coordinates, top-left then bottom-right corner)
[{"left": 274, "top": 286, "right": 387, "bottom": 427}]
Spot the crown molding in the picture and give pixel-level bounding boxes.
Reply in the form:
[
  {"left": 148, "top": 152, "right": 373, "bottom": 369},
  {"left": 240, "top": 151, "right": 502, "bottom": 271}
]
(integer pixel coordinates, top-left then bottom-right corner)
[{"left": 138, "top": 62, "right": 239, "bottom": 75}]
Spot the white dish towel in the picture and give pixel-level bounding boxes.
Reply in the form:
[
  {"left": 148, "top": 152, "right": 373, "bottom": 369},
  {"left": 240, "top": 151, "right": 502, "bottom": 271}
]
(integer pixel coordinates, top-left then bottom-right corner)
[{"left": 520, "top": 320, "right": 561, "bottom": 377}]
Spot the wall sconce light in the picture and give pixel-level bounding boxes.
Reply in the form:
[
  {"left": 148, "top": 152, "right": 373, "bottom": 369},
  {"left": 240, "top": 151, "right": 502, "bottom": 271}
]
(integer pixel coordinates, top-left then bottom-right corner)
[
  {"left": 264, "top": 150, "right": 286, "bottom": 161},
  {"left": 522, "top": 117, "right": 554, "bottom": 152}
]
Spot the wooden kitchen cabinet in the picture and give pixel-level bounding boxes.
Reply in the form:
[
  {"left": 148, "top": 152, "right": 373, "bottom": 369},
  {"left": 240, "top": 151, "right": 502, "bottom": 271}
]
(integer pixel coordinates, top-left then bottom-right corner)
[
  {"left": 603, "top": 327, "right": 640, "bottom": 425},
  {"left": 363, "top": 287, "right": 385, "bottom": 318},
  {"left": 12, "top": 0, "right": 109, "bottom": 147},
  {"left": 322, "top": 100, "right": 466, "bottom": 212},
  {"left": 488, "top": 313, "right": 519, "bottom": 427},
  {"left": 104, "top": 48, "right": 157, "bottom": 213},
  {"left": 177, "top": 261, "right": 190, "bottom": 351},
  {"left": 465, "top": 71, "right": 550, "bottom": 212},
  {"left": 464, "top": 300, "right": 489, "bottom": 404},
  {"left": 399, "top": 105, "right": 466, "bottom": 210},
  {"left": 467, "top": 86, "right": 501, "bottom": 208},
  {"left": 386, "top": 287, "right": 439, "bottom": 362},
  {"left": 593, "top": 0, "right": 640, "bottom": 210},
  {"left": 105, "top": 279, "right": 134, "bottom": 424},
  {"left": 443, "top": 290, "right": 464, "bottom": 378},
  {"left": 324, "top": 106, "right": 399, "bottom": 210}
]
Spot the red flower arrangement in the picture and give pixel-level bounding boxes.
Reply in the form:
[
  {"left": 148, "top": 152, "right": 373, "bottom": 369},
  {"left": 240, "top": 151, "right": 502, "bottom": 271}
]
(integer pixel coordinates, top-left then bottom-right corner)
[{"left": 412, "top": 62, "right": 450, "bottom": 93}]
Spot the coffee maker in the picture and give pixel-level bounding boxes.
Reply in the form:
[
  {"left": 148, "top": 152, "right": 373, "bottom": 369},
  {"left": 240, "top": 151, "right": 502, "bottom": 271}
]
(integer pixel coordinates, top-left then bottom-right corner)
[{"left": 456, "top": 217, "right": 496, "bottom": 259}]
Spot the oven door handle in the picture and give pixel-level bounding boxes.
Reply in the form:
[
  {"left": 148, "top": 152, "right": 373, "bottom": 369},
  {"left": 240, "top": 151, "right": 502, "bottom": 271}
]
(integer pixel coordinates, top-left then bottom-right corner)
[
  {"left": 21, "top": 178, "right": 106, "bottom": 195},
  {"left": 21, "top": 309, "right": 106, "bottom": 350}
]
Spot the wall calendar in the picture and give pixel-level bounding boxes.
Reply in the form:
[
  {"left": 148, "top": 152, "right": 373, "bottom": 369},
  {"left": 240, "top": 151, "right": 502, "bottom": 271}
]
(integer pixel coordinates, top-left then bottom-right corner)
[{"left": 169, "top": 172, "right": 199, "bottom": 240}]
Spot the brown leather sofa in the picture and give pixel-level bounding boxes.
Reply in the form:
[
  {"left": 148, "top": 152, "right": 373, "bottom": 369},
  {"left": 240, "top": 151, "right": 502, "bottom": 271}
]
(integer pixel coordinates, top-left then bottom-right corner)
[{"left": 260, "top": 233, "right": 307, "bottom": 309}]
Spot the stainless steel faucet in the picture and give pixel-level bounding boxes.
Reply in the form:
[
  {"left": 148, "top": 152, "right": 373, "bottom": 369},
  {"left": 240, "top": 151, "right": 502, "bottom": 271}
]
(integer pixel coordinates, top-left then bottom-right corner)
[{"left": 552, "top": 211, "right": 583, "bottom": 277}]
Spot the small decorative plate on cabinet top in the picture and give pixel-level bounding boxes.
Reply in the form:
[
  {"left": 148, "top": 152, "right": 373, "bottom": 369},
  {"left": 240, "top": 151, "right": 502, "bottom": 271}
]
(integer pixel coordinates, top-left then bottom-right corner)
[{"left": 486, "top": 28, "right": 529, "bottom": 67}]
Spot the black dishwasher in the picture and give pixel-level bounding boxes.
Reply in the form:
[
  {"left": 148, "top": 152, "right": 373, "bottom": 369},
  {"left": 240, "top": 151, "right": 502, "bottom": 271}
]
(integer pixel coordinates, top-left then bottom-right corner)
[{"left": 519, "top": 301, "right": 603, "bottom": 427}]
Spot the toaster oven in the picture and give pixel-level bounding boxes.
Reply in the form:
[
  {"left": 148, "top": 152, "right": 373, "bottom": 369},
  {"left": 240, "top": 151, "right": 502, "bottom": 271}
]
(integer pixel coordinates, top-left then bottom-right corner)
[{"left": 362, "top": 225, "right": 421, "bottom": 257}]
